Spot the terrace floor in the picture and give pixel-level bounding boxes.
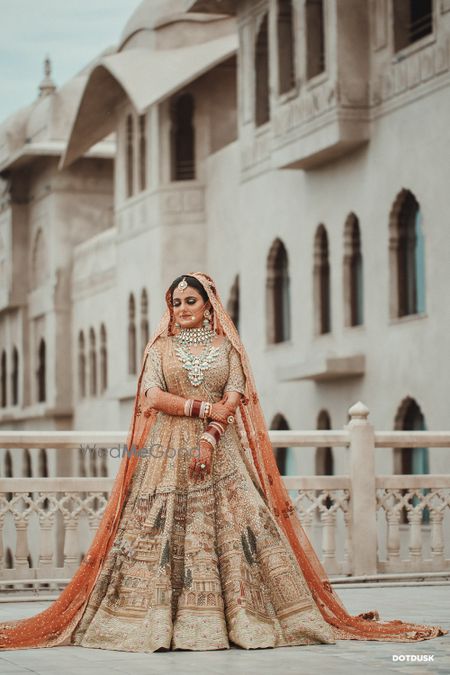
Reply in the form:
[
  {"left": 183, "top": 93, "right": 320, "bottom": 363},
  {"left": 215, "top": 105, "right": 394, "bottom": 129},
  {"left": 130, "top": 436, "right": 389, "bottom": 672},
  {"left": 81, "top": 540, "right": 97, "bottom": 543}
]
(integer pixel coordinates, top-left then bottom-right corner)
[{"left": 0, "top": 584, "right": 449, "bottom": 674}]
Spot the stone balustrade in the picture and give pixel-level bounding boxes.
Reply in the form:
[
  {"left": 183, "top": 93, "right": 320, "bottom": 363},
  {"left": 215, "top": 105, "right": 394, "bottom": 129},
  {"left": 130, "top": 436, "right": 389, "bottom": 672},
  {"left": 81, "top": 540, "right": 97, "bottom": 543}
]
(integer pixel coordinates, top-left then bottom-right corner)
[{"left": 0, "top": 401, "right": 449, "bottom": 595}]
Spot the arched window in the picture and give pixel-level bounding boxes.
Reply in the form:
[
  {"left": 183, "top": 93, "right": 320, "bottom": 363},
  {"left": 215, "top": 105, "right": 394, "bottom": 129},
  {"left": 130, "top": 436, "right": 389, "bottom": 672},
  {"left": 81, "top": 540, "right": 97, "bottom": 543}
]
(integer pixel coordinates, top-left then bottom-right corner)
[
  {"left": 126, "top": 114, "right": 134, "bottom": 198},
  {"left": 227, "top": 274, "right": 240, "bottom": 333},
  {"left": 100, "top": 323, "right": 107, "bottom": 393},
  {"left": 128, "top": 293, "right": 137, "bottom": 375},
  {"left": 389, "top": 189, "right": 426, "bottom": 318},
  {"left": 89, "top": 328, "right": 97, "bottom": 396},
  {"left": 139, "top": 114, "right": 147, "bottom": 191},
  {"left": 78, "top": 331, "right": 86, "bottom": 399},
  {"left": 37, "top": 339, "right": 46, "bottom": 402},
  {"left": 394, "top": 397, "right": 430, "bottom": 525},
  {"left": 1, "top": 350, "right": 6, "bottom": 407},
  {"left": 255, "top": 13, "right": 270, "bottom": 127},
  {"left": 314, "top": 225, "right": 331, "bottom": 334},
  {"left": 343, "top": 213, "right": 364, "bottom": 327},
  {"left": 306, "top": 0, "right": 325, "bottom": 79},
  {"left": 270, "top": 413, "right": 289, "bottom": 475},
  {"left": 140, "top": 289, "right": 149, "bottom": 355},
  {"left": 266, "top": 238, "right": 291, "bottom": 344},
  {"left": 277, "top": 0, "right": 296, "bottom": 94},
  {"left": 394, "top": 0, "right": 433, "bottom": 52},
  {"left": 11, "top": 346, "right": 19, "bottom": 405},
  {"left": 171, "top": 93, "right": 196, "bottom": 180}
]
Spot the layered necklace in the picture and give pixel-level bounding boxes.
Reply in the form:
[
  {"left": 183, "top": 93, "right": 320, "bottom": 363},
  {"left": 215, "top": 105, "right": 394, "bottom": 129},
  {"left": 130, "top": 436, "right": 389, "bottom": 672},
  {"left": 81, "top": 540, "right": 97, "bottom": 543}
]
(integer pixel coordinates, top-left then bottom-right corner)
[{"left": 174, "top": 325, "right": 221, "bottom": 386}]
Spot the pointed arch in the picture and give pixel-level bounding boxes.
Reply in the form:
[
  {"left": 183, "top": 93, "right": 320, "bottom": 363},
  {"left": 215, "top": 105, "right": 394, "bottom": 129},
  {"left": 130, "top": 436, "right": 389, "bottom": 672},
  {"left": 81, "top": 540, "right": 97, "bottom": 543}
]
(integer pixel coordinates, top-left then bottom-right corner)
[
  {"left": 266, "top": 238, "right": 291, "bottom": 344},
  {"left": 255, "top": 13, "right": 270, "bottom": 127},
  {"left": 393, "top": 396, "right": 430, "bottom": 525},
  {"left": 389, "top": 189, "right": 426, "bottom": 318},
  {"left": 313, "top": 224, "right": 331, "bottom": 334},
  {"left": 343, "top": 213, "right": 364, "bottom": 327}
]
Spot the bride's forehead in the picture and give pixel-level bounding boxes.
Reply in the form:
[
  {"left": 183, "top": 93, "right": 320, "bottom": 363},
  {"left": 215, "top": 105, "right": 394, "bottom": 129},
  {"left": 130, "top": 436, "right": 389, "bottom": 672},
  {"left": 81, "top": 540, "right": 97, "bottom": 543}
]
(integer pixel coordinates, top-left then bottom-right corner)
[{"left": 172, "top": 287, "right": 202, "bottom": 300}]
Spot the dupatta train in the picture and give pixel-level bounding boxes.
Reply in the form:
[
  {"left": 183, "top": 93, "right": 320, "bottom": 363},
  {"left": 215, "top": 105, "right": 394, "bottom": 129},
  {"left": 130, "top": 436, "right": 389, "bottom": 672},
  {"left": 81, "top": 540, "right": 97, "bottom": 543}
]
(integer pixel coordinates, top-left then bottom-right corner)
[{"left": 0, "top": 272, "right": 446, "bottom": 649}]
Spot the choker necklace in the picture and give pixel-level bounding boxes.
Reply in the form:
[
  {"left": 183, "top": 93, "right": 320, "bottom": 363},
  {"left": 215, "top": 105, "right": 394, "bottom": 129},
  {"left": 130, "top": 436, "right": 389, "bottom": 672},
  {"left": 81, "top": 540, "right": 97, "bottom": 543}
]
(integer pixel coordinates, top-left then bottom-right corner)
[{"left": 175, "top": 325, "right": 215, "bottom": 346}]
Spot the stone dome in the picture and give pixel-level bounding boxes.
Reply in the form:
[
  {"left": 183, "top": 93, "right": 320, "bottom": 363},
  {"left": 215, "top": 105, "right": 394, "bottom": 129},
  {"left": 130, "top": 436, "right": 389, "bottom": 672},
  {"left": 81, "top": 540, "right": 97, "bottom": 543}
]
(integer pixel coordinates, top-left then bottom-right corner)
[{"left": 120, "top": 0, "right": 191, "bottom": 44}]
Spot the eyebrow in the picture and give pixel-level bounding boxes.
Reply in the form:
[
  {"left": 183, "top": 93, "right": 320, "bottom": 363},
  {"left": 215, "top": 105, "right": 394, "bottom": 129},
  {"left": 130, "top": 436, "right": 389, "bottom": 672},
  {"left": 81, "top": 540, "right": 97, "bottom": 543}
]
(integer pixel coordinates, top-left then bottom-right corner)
[{"left": 173, "top": 295, "right": 197, "bottom": 301}]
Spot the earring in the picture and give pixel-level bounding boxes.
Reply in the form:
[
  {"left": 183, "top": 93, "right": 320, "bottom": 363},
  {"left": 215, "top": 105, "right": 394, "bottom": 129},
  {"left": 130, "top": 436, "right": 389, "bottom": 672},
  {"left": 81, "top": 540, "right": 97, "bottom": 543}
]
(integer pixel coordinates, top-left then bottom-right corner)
[
  {"left": 175, "top": 321, "right": 181, "bottom": 328},
  {"left": 203, "top": 309, "right": 211, "bottom": 327}
]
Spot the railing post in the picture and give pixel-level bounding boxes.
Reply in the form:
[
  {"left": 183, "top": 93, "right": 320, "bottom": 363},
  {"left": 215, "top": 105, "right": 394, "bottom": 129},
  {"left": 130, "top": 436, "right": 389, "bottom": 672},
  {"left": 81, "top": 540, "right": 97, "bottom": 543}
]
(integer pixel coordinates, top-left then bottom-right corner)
[{"left": 347, "top": 401, "right": 377, "bottom": 575}]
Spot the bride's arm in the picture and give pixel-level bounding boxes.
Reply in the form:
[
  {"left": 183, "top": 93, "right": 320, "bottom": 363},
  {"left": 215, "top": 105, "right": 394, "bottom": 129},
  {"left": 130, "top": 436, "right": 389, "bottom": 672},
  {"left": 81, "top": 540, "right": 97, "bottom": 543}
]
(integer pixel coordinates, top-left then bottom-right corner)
[{"left": 144, "top": 386, "right": 188, "bottom": 416}]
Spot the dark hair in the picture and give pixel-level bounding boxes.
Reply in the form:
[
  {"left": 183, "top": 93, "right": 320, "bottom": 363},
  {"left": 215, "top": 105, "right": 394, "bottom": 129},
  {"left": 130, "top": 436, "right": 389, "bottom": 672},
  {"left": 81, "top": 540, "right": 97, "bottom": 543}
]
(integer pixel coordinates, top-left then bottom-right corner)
[{"left": 168, "top": 275, "right": 209, "bottom": 305}]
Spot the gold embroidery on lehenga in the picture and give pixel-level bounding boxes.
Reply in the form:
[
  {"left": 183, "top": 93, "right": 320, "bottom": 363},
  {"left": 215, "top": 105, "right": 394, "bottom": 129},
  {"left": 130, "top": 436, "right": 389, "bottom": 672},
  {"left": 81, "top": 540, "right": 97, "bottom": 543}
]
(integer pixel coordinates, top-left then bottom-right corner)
[{"left": 70, "top": 335, "right": 336, "bottom": 652}]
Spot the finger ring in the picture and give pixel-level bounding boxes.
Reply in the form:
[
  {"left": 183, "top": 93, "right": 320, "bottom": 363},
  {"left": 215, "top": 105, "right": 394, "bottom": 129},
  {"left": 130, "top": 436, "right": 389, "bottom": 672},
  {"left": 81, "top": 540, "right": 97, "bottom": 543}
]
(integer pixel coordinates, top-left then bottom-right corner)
[
  {"left": 227, "top": 415, "right": 235, "bottom": 424},
  {"left": 200, "top": 463, "right": 206, "bottom": 469}
]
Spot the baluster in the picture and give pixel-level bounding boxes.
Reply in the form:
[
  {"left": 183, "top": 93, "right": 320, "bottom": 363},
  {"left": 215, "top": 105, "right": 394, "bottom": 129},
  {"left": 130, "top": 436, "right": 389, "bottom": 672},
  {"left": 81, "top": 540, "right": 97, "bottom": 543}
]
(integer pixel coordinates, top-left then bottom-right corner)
[
  {"left": 407, "top": 509, "right": 423, "bottom": 560},
  {"left": 321, "top": 508, "right": 338, "bottom": 573},
  {"left": 38, "top": 492, "right": 56, "bottom": 570},
  {"left": 386, "top": 509, "right": 401, "bottom": 561},
  {"left": 14, "top": 516, "right": 30, "bottom": 571},
  {"left": 301, "top": 510, "right": 314, "bottom": 544},
  {"left": 343, "top": 508, "right": 352, "bottom": 574},
  {"left": 63, "top": 498, "right": 80, "bottom": 570},
  {"left": 430, "top": 510, "right": 444, "bottom": 562}
]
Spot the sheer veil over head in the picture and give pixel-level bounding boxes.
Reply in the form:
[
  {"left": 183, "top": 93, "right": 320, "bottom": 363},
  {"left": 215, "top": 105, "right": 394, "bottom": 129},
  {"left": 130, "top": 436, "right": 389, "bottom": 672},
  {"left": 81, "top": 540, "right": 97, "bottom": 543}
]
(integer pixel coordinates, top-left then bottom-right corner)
[{"left": 0, "top": 272, "right": 446, "bottom": 649}]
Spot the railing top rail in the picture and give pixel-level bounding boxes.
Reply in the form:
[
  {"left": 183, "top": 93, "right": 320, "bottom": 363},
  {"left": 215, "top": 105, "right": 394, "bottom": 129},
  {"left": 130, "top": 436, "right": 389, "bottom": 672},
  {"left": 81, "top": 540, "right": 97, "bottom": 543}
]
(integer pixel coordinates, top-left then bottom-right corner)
[
  {"left": 0, "top": 429, "right": 449, "bottom": 449},
  {"left": 0, "top": 478, "right": 114, "bottom": 491}
]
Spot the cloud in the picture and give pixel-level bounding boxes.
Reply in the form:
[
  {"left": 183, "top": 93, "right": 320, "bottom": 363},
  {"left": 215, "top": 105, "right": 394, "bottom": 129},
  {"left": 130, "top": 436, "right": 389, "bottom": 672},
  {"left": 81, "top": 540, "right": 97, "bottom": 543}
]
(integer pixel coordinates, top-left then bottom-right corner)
[{"left": 0, "top": 0, "right": 139, "bottom": 120}]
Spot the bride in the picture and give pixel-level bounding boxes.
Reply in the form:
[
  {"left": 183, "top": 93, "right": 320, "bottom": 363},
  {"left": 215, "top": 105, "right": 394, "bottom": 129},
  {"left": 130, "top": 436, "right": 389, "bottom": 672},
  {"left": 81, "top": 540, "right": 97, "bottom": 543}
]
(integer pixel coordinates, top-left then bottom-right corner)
[{"left": 0, "top": 272, "right": 446, "bottom": 651}]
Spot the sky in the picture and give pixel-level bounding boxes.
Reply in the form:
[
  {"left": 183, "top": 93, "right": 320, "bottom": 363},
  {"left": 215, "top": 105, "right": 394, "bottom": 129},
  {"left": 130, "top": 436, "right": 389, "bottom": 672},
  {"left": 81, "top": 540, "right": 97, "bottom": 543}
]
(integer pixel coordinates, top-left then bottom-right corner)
[{"left": 0, "top": 0, "right": 140, "bottom": 121}]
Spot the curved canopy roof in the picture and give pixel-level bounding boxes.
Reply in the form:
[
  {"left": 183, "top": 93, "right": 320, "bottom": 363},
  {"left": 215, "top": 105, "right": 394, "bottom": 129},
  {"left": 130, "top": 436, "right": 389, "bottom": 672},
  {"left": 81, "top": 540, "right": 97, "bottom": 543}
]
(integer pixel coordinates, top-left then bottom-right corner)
[{"left": 61, "top": 33, "right": 237, "bottom": 168}]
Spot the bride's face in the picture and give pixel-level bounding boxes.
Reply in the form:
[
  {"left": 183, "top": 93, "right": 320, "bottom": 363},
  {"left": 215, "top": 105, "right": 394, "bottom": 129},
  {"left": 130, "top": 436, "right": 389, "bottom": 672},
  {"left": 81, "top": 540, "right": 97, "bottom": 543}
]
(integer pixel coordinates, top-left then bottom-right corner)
[{"left": 172, "top": 285, "right": 211, "bottom": 329}]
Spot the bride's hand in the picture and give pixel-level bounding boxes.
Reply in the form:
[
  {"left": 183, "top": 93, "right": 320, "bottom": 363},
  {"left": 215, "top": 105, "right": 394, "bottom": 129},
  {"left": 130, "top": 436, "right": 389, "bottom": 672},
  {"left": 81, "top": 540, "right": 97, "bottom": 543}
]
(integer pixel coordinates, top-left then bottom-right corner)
[
  {"left": 210, "top": 401, "right": 235, "bottom": 424},
  {"left": 189, "top": 439, "right": 213, "bottom": 482}
]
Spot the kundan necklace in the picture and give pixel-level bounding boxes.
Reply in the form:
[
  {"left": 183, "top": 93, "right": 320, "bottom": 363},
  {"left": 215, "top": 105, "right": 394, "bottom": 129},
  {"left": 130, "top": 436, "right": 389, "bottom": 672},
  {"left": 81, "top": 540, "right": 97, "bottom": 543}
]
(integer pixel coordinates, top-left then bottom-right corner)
[{"left": 174, "top": 326, "right": 221, "bottom": 386}]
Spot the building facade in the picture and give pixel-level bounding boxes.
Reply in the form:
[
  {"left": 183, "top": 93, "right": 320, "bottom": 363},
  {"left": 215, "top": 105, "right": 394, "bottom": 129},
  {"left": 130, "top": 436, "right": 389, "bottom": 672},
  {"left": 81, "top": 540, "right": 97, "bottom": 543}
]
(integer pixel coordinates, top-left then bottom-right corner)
[{"left": 1, "top": 0, "right": 449, "bottom": 499}]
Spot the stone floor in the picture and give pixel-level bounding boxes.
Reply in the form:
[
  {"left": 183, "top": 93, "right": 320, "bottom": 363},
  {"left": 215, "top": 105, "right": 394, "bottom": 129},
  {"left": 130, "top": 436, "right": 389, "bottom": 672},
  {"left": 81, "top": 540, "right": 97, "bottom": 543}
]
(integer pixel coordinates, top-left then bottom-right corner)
[{"left": 0, "top": 585, "right": 449, "bottom": 675}]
